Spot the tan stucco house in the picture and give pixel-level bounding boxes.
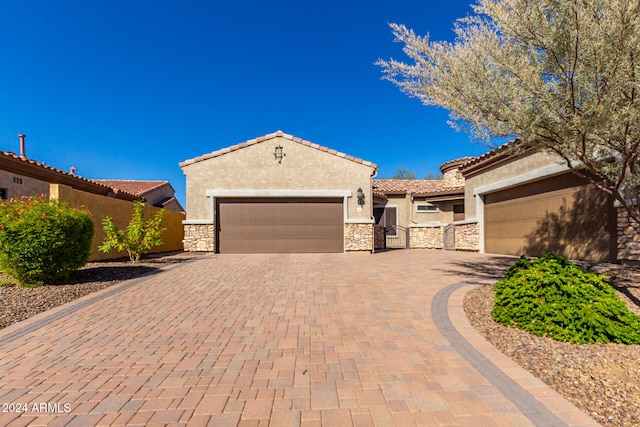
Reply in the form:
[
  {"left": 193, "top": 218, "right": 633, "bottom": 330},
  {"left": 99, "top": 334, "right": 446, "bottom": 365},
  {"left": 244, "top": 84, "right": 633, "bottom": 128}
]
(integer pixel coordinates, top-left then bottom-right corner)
[
  {"left": 0, "top": 134, "right": 186, "bottom": 260},
  {"left": 179, "top": 131, "right": 640, "bottom": 263},
  {"left": 0, "top": 135, "right": 139, "bottom": 203},
  {"left": 371, "top": 158, "right": 476, "bottom": 250},
  {"left": 459, "top": 141, "right": 620, "bottom": 262},
  {"left": 180, "top": 131, "right": 378, "bottom": 253}
]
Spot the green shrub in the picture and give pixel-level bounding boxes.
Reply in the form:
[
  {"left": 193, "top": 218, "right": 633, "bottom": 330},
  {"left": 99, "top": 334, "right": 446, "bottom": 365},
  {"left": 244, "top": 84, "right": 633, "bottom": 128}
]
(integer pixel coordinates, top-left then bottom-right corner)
[
  {"left": 99, "top": 200, "right": 165, "bottom": 263},
  {"left": 0, "top": 196, "right": 94, "bottom": 286},
  {"left": 492, "top": 253, "right": 640, "bottom": 344}
]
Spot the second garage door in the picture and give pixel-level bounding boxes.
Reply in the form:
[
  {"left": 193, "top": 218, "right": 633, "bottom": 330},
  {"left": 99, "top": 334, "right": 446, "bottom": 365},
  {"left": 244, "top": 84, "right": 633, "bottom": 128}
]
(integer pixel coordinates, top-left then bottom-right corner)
[
  {"left": 484, "top": 173, "right": 616, "bottom": 261},
  {"left": 216, "top": 198, "right": 344, "bottom": 253}
]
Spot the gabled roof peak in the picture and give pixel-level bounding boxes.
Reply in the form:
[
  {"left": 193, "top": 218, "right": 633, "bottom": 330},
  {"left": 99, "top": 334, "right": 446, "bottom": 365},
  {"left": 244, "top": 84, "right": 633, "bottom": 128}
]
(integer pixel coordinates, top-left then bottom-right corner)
[{"left": 179, "top": 131, "right": 377, "bottom": 169}]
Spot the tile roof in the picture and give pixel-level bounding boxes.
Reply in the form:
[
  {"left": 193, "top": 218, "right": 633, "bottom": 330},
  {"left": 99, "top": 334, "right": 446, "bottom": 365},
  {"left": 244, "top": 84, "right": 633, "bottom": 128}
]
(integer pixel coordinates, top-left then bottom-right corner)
[
  {"left": 459, "top": 138, "right": 523, "bottom": 175},
  {"left": 372, "top": 179, "right": 453, "bottom": 194},
  {"left": 439, "top": 156, "right": 477, "bottom": 173},
  {"left": 157, "top": 196, "right": 179, "bottom": 208},
  {"left": 93, "top": 180, "right": 171, "bottom": 197},
  {"left": 179, "top": 130, "right": 377, "bottom": 169},
  {"left": 0, "top": 150, "right": 139, "bottom": 200},
  {"left": 373, "top": 179, "right": 464, "bottom": 198},
  {"left": 413, "top": 185, "right": 465, "bottom": 197}
]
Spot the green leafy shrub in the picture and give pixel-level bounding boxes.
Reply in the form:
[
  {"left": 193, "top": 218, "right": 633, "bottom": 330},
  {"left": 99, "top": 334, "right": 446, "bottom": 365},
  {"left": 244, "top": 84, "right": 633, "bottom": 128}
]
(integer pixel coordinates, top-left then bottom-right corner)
[
  {"left": 0, "top": 196, "right": 94, "bottom": 287},
  {"left": 492, "top": 253, "right": 640, "bottom": 344},
  {"left": 99, "top": 200, "right": 165, "bottom": 263}
]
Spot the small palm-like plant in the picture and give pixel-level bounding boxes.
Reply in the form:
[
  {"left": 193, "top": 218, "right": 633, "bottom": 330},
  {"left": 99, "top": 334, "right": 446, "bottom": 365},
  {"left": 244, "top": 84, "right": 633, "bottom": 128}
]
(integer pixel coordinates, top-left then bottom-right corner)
[{"left": 99, "top": 201, "right": 165, "bottom": 262}]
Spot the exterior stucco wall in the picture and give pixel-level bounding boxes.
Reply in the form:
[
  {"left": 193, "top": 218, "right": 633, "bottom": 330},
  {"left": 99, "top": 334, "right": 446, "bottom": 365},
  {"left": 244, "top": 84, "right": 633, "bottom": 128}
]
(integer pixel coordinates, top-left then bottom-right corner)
[
  {"left": 464, "top": 151, "right": 563, "bottom": 219},
  {"left": 412, "top": 199, "right": 461, "bottom": 224},
  {"left": 378, "top": 195, "right": 461, "bottom": 226},
  {"left": 0, "top": 170, "right": 50, "bottom": 200},
  {"left": 144, "top": 186, "right": 181, "bottom": 211},
  {"left": 375, "top": 195, "right": 410, "bottom": 227},
  {"left": 182, "top": 136, "right": 375, "bottom": 223},
  {"left": 50, "top": 184, "right": 185, "bottom": 260}
]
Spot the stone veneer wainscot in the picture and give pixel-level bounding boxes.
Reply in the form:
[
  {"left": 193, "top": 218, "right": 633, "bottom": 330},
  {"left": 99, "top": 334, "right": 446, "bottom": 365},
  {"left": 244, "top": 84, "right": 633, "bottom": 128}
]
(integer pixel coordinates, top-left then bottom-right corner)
[
  {"left": 617, "top": 207, "right": 640, "bottom": 262},
  {"left": 344, "top": 223, "right": 374, "bottom": 252},
  {"left": 454, "top": 221, "right": 479, "bottom": 251},
  {"left": 183, "top": 224, "right": 215, "bottom": 252},
  {"left": 409, "top": 226, "right": 444, "bottom": 249}
]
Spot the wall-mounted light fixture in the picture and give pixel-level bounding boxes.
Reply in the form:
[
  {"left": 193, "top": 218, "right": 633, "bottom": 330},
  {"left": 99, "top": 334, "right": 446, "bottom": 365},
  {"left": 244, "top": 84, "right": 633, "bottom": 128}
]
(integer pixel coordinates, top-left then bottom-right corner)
[
  {"left": 455, "top": 169, "right": 463, "bottom": 180},
  {"left": 357, "top": 187, "right": 365, "bottom": 205},
  {"left": 274, "top": 145, "right": 286, "bottom": 164}
]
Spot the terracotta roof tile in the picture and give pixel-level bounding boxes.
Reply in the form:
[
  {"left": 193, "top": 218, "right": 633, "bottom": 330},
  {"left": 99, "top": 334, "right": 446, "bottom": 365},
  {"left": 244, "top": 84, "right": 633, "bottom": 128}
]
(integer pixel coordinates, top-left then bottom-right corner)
[
  {"left": 0, "top": 151, "right": 139, "bottom": 200},
  {"left": 372, "top": 179, "right": 463, "bottom": 196},
  {"left": 179, "top": 130, "right": 378, "bottom": 169},
  {"left": 93, "top": 180, "right": 170, "bottom": 197},
  {"left": 439, "top": 156, "right": 477, "bottom": 173},
  {"left": 459, "top": 139, "right": 522, "bottom": 174}
]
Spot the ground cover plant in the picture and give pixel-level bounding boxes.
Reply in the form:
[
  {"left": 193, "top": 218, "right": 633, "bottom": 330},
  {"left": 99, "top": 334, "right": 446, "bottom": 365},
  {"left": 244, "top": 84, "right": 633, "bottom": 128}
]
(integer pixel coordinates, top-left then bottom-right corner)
[
  {"left": 492, "top": 253, "right": 640, "bottom": 344},
  {"left": 0, "top": 196, "right": 93, "bottom": 287}
]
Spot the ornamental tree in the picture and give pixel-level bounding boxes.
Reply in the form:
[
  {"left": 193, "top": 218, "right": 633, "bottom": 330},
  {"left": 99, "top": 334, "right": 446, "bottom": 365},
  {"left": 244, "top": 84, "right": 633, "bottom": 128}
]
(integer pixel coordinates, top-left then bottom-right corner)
[
  {"left": 378, "top": 0, "right": 640, "bottom": 224},
  {"left": 99, "top": 200, "right": 165, "bottom": 263}
]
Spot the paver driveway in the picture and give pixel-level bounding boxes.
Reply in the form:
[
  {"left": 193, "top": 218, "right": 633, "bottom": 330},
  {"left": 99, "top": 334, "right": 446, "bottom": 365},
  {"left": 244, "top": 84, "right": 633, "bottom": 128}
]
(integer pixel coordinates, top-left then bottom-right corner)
[{"left": 0, "top": 250, "right": 597, "bottom": 426}]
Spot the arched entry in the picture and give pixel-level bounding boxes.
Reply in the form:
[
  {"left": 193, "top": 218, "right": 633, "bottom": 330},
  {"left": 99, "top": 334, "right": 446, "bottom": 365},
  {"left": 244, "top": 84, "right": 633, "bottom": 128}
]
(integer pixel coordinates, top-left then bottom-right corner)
[{"left": 384, "top": 225, "right": 409, "bottom": 249}]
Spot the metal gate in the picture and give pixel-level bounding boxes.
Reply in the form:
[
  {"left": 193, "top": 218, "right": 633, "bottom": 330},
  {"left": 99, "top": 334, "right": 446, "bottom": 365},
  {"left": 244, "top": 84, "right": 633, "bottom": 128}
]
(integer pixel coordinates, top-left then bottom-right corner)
[
  {"left": 384, "top": 226, "right": 409, "bottom": 249},
  {"left": 443, "top": 224, "right": 455, "bottom": 250}
]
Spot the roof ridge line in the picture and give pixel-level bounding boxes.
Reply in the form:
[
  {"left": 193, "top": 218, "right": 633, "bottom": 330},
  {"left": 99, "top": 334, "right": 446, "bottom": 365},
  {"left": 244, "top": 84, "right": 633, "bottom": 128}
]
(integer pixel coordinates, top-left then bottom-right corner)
[{"left": 179, "top": 131, "right": 377, "bottom": 169}]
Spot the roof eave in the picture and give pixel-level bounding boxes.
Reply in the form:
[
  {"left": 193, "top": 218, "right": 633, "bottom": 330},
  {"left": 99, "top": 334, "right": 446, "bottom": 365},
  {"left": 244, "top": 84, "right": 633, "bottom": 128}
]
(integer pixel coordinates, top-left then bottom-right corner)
[
  {"left": 0, "top": 154, "right": 140, "bottom": 201},
  {"left": 413, "top": 189, "right": 465, "bottom": 199}
]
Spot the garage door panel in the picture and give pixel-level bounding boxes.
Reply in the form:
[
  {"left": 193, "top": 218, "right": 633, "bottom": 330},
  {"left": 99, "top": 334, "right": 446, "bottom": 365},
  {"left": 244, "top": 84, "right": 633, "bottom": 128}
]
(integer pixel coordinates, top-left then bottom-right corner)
[
  {"left": 484, "top": 174, "right": 616, "bottom": 262},
  {"left": 217, "top": 198, "right": 344, "bottom": 253},
  {"left": 222, "top": 224, "right": 343, "bottom": 239}
]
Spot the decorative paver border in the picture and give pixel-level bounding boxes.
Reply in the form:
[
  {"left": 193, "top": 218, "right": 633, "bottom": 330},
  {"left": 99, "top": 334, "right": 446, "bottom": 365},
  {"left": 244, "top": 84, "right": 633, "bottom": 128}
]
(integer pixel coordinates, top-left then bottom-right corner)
[{"left": 434, "top": 281, "right": 601, "bottom": 427}]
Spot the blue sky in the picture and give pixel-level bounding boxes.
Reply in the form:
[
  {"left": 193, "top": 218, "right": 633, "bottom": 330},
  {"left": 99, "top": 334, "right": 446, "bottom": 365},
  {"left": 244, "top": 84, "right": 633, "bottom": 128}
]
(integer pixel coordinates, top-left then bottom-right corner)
[{"left": 0, "top": 0, "right": 490, "bottom": 206}]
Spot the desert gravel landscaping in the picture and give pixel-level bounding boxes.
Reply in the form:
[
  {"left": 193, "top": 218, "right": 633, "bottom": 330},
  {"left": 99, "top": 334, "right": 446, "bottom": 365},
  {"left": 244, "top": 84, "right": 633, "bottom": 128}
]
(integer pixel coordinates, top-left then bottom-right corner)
[
  {"left": 0, "top": 252, "right": 207, "bottom": 330},
  {"left": 465, "top": 264, "right": 640, "bottom": 427}
]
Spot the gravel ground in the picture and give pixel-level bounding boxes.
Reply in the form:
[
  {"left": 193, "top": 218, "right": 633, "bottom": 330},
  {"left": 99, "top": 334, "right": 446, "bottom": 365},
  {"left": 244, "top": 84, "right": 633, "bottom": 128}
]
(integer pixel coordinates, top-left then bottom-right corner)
[
  {"left": 465, "top": 264, "right": 640, "bottom": 427},
  {"left": 0, "top": 251, "right": 208, "bottom": 330}
]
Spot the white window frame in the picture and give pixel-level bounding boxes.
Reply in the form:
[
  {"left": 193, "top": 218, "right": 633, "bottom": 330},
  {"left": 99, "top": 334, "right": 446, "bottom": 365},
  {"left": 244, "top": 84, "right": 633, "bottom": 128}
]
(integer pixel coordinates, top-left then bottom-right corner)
[{"left": 415, "top": 203, "right": 438, "bottom": 213}]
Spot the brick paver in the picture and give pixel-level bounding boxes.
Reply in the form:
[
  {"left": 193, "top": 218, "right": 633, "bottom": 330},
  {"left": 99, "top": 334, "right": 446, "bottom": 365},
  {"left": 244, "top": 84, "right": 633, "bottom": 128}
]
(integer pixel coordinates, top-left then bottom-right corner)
[{"left": 0, "top": 251, "right": 599, "bottom": 426}]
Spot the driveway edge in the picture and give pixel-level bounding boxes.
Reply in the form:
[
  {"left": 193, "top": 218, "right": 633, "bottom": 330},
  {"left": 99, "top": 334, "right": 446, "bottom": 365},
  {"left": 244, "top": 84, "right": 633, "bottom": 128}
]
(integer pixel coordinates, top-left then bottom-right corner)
[
  {"left": 0, "top": 259, "right": 197, "bottom": 346},
  {"left": 436, "top": 281, "right": 601, "bottom": 427}
]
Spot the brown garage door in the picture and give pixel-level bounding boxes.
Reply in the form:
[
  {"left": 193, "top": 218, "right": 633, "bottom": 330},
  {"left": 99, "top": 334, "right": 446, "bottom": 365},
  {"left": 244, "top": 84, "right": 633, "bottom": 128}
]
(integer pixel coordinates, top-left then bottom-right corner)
[
  {"left": 216, "top": 198, "right": 344, "bottom": 253},
  {"left": 484, "top": 173, "right": 616, "bottom": 261}
]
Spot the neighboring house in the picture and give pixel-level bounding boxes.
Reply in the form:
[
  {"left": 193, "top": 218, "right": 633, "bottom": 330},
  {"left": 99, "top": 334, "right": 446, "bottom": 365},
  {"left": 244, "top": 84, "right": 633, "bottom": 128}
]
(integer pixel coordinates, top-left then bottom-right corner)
[
  {"left": 0, "top": 134, "right": 186, "bottom": 260},
  {"left": 94, "top": 180, "right": 184, "bottom": 212},
  {"left": 372, "top": 158, "right": 472, "bottom": 250},
  {"left": 179, "top": 130, "right": 377, "bottom": 253},
  {"left": 460, "top": 141, "right": 618, "bottom": 262},
  {"left": 0, "top": 135, "right": 139, "bottom": 202}
]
